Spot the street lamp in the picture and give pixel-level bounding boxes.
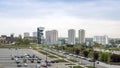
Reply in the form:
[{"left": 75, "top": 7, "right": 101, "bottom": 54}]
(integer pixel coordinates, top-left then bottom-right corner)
[
  {"left": 92, "top": 46, "right": 96, "bottom": 68},
  {"left": 46, "top": 47, "right": 48, "bottom": 68}
]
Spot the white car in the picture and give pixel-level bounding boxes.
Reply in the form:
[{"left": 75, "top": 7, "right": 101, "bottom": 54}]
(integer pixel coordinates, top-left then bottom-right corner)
[
  {"left": 36, "top": 64, "right": 41, "bottom": 68},
  {"left": 24, "top": 63, "right": 28, "bottom": 67}
]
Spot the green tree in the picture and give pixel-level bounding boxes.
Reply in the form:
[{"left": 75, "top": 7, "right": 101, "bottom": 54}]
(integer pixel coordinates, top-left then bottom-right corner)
[
  {"left": 93, "top": 51, "right": 99, "bottom": 60},
  {"left": 23, "top": 38, "right": 30, "bottom": 45},
  {"left": 83, "top": 50, "right": 89, "bottom": 57},
  {"left": 99, "top": 52, "right": 110, "bottom": 62}
]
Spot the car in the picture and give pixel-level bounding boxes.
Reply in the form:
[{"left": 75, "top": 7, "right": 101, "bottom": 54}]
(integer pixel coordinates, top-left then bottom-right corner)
[
  {"left": 50, "top": 60, "right": 59, "bottom": 63},
  {"left": 77, "top": 56, "right": 81, "bottom": 58},
  {"left": 17, "top": 63, "right": 22, "bottom": 67},
  {"left": 23, "top": 59, "right": 27, "bottom": 63},
  {"left": 23, "top": 63, "right": 28, "bottom": 67},
  {"left": 36, "top": 64, "right": 41, "bottom": 68},
  {"left": 47, "top": 62, "right": 51, "bottom": 66},
  {"left": 69, "top": 54, "right": 74, "bottom": 56},
  {"left": 86, "top": 58, "right": 94, "bottom": 62},
  {"left": 73, "top": 55, "right": 78, "bottom": 58},
  {"left": 16, "top": 60, "right": 20, "bottom": 64},
  {"left": 37, "top": 58, "right": 42, "bottom": 60},
  {"left": 11, "top": 57, "right": 14, "bottom": 60},
  {"left": 30, "top": 59, "right": 34, "bottom": 63},
  {"left": 81, "top": 57, "right": 85, "bottom": 59},
  {"left": 21, "top": 56, "right": 24, "bottom": 58},
  {"left": 37, "top": 60, "right": 41, "bottom": 63},
  {"left": 45, "top": 60, "right": 51, "bottom": 63}
]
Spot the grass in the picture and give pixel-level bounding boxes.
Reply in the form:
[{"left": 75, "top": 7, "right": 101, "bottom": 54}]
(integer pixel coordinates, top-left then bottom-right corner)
[
  {"left": 58, "top": 59, "right": 67, "bottom": 62},
  {"left": 0, "top": 45, "right": 30, "bottom": 48},
  {"left": 39, "top": 48, "right": 66, "bottom": 58},
  {"left": 50, "top": 52, "right": 66, "bottom": 58},
  {"left": 38, "top": 50, "right": 57, "bottom": 58},
  {"left": 48, "top": 55, "right": 58, "bottom": 58},
  {"left": 86, "top": 66, "right": 96, "bottom": 68},
  {"left": 68, "top": 59, "right": 78, "bottom": 62},
  {"left": 0, "top": 65, "right": 4, "bottom": 68},
  {"left": 65, "top": 63, "right": 75, "bottom": 65},
  {"left": 70, "top": 66, "right": 84, "bottom": 68}
]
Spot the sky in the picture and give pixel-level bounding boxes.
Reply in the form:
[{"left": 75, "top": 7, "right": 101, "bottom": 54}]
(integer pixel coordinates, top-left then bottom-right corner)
[{"left": 0, "top": 0, "right": 120, "bottom": 38}]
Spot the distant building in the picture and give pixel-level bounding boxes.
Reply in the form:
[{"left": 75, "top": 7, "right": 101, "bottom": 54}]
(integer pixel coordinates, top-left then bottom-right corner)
[
  {"left": 24, "top": 32, "right": 30, "bottom": 38},
  {"left": 45, "top": 30, "right": 58, "bottom": 44},
  {"left": 46, "top": 31, "right": 51, "bottom": 44},
  {"left": 33, "top": 32, "right": 37, "bottom": 37},
  {"left": 24, "top": 36, "right": 37, "bottom": 44},
  {"left": 78, "top": 29, "right": 85, "bottom": 44},
  {"left": 68, "top": 29, "right": 75, "bottom": 45},
  {"left": 93, "top": 35, "right": 109, "bottom": 45},
  {"left": 0, "top": 34, "right": 16, "bottom": 44},
  {"left": 37, "top": 27, "right": 44, "bottom": 44}
]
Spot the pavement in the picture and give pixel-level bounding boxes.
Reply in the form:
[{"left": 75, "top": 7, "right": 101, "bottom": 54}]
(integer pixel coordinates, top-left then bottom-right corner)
[
  {"left": 1, "top": 48, "right": 119, "bottom": 68},
  {"left": 0, "top": 48, "right": 67, "bottom": 68},
  {"left": 44, "top": 48, "right": 120, "bottom": 68}
]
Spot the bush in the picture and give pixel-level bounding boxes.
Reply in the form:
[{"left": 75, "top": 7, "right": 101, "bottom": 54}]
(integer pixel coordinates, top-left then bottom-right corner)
[
  {"left": 99, "top": 52, "right": 110, "bottom": 62},
  {"left": 111, "top": 54, "right": 120, "bottom": 62}
]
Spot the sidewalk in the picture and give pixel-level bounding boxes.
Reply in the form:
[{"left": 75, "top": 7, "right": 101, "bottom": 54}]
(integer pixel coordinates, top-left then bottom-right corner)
[{"left": 98, "top": 61, "right": 120, "bottom": 68}]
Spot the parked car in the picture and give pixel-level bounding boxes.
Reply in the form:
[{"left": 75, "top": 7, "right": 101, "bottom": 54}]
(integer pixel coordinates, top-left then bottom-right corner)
[
  {"left": 17, "top": 63, "right": 22, "bottom": 67},
  {"left": 50, "top": 60, "right": 59, "bottom": 63},
  {"left": 11, "top": 57, "right": 14, "bottom": 60},
  {"left": 36, "top": 64, "right": 41, "bottom": 68},
  {"left": 37, "top": 60, "right": 41, "bottom": 63},
  {"left": 30, "top": 59, "right": 34, "bottom": 63},
  {"left": 23, "top": 63, "right": 28, "bottom": 67},
  {"left": 42, "top": 62, "right": 51, "bottom": 67}
]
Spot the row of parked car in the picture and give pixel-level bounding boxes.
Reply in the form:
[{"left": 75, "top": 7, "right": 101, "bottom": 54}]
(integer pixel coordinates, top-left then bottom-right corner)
[
  {"left": 45, "top": 48, "right": 94, "bottom": 62},
  {"left": 11, "top": 53, "right": 61, "bottom": 68}
]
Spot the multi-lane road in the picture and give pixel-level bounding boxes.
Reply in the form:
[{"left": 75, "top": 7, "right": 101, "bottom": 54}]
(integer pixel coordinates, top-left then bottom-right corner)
[{"left": 44, "top": 47, "right": 120, "bottom": 68}]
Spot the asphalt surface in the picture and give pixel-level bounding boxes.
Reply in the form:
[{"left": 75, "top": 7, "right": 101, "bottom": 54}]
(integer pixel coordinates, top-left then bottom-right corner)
[
  {"left": 44, "top": 48, "right": 108, "bottom": 68},
  {"left": 0, "top": 49, "right": 38, "bottom": 68},
  {"left": 0, "top": 48, "right": 66, "bottom": 68}
]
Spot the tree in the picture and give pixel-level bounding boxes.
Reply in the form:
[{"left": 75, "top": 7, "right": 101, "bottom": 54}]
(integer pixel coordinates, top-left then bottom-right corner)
[
  {"left": 93, "top": 42, "right": 101, "bottom": 47},
  {"left": 75, "top": 48, "right": 80, "bottom": 55},
  {"left": 23, "top": 38, "right": 30, "bottom": 45},
  {"left": 83, "top": 50, "right": 89, "bottom": 57},
  {"left": 111, "top": 54, "right": 120, "bottom": 62},
  {"left": 93, "top": 51, "right": 99, "bottom": 60},
  {"left": 99, "top": 52, "right": 110, "bottom": 62}
]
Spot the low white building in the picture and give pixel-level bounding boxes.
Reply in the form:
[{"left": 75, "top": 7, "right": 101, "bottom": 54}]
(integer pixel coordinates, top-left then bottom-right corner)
[{"left": 93, "top": 35, "right": 109, "bottom": 45}]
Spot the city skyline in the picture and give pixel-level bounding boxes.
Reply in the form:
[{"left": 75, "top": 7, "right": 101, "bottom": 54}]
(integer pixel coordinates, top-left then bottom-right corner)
[{"left": 0, "top": 0, "right": 120, "bottom": 38}]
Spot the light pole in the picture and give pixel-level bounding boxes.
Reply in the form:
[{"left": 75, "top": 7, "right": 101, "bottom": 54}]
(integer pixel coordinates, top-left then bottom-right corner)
[
  {"left": 93, "top": 47, "right": 96, "bottom": 68},
  {"left": 46, "top": 47, "right": 48, "bottom": 68}
]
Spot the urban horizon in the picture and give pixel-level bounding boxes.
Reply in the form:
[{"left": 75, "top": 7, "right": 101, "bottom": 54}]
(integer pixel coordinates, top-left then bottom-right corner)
[{"left": 0, "top": 28, "right": 119, "bottom": 39}]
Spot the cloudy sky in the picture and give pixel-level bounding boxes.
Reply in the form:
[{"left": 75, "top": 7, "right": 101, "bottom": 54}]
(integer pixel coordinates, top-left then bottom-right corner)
[{"left": 0, "top": 0, "right": 120, "bottom": 38}]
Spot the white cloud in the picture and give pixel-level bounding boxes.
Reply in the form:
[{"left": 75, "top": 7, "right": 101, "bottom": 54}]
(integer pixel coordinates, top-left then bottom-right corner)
[
  {"left": 0, "top": 14, "right": 120, "bottom": 38},
  {"left": 0, "top": 0, "right": 120, "bottom": 38}
]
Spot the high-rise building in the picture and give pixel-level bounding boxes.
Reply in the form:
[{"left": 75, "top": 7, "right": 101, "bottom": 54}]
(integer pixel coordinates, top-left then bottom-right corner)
[
  {"left": 33, "top": 32, "right": 37, "bottom": 37},
  {"left": 24, "top": 32, "right": 30, "bottom": 37},
  {"left": 45, "top": 31, "right": 51, "bottom": 44},
  {"left": 45, "top": 30, "right": 58, "bottom": 44},
  {"left": 68, "top": 29, "right": 75, "bottom": 45},
  {"left": 37, "top": 27, "right": 44, "bottom": 44},
  {"left": 93, "top": 35, "right": 109, "bottom": 45},
  {"left": 51, "top": 30, "right": 58, "bottom": 44},
  {"left": 78, "top": 29, "right": 85, "bottom": 44}
]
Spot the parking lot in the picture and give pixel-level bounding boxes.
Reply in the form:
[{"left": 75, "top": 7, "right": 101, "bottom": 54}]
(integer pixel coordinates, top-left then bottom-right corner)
[{"left": 0, "top": 48, "right": 67, "bottom": 68}]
